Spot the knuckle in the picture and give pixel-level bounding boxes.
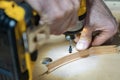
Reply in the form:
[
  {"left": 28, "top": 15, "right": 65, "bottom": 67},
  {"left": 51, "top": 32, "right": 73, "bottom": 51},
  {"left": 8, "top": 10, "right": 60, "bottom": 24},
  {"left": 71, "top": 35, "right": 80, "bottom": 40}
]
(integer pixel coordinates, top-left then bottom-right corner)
[
  {"left": 108, "top": 25, "right": 118, "bottom": 35},
  {"left": 71, "top": 0, "right": 80, "bottom": 10},
  {"left": 67, "top": 6, "right": 73, "bottom": 12},
  {"left": 64, "top": 6, "right": 73, "bottom": 15},
  {"left": 113, "top": 26, "right": 118, "bottom": 34},
  {"left": 53, "top": 12, "right": 64, "bottom": 19},
  {"left": 74, "top": 0, "right": 80, "bottom": 10},
  {"left": 65, "top": 2, "right": 74, "bottom": 13}
]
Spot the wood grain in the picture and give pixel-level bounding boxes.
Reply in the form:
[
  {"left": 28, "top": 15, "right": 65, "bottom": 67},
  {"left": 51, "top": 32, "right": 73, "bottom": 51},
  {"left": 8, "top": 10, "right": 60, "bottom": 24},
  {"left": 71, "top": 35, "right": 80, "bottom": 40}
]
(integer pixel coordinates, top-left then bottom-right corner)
[{"left": 46, "top": 45, "right": 119, "bottom": 73}]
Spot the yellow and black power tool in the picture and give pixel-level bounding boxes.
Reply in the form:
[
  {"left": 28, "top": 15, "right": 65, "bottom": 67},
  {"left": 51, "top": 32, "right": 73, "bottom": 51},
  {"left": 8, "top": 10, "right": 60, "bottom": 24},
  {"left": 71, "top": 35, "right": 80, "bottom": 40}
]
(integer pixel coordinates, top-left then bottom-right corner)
[
  {"left": 0, "top": 1, "right": 40, "bottom": 80},
  {"left": 0, "top": 0, "right": 86, "bottom": 80}
]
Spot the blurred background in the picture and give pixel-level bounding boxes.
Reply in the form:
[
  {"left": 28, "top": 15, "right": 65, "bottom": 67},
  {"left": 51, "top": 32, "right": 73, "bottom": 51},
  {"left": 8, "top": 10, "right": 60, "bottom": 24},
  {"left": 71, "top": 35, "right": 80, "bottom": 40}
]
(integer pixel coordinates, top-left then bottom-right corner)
[{"left": 104, "top": 0, "right": 120, "bottom": 22}]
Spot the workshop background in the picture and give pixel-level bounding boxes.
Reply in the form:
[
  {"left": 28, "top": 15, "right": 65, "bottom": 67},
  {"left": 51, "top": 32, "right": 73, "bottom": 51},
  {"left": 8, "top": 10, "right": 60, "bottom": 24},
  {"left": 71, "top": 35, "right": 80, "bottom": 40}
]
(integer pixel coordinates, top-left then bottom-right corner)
[{"left": 33, "top": 0, "right": 120, "bottom": 80}]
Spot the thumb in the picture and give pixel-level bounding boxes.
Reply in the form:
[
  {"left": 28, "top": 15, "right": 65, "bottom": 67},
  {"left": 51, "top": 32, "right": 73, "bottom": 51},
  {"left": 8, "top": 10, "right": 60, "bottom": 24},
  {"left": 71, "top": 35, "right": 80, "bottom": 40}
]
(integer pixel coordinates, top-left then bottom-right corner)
[{"left": 76, "top": 27, "right": 92, "bottom": 50}]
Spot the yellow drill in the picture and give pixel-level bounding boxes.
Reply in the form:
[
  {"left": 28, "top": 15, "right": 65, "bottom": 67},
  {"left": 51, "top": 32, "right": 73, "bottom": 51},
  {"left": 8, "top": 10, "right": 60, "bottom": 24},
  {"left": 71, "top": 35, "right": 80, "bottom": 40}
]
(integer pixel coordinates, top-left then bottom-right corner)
[{"left": 0, "top": 0, "right": 86, "bottom": 80}]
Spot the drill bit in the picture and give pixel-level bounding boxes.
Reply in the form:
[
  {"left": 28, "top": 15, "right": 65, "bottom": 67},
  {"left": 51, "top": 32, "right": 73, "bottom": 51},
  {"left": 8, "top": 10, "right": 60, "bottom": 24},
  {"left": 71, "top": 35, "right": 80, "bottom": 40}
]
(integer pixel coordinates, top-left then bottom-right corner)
[
  {"left": 65, "top": 35, "right": 73, "bottom": 53},
  {"left": 69, "top": 39, "right": 72, "bottom": 53}
]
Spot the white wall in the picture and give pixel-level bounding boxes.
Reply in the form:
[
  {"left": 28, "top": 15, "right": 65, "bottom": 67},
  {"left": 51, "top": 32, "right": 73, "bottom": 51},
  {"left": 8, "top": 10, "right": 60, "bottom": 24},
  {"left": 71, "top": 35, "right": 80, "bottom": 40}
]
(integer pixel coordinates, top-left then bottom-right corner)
[{"left": 104, "top": 0, "right": 120, "bottom": 21}]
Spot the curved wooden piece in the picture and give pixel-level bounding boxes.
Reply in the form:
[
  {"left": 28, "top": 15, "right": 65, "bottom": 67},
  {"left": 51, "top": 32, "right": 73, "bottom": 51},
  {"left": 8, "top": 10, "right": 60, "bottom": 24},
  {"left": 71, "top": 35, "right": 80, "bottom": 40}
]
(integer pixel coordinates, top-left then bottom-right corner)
[{"left": 46, "top": 45, "right": 118, "bottom": 73}]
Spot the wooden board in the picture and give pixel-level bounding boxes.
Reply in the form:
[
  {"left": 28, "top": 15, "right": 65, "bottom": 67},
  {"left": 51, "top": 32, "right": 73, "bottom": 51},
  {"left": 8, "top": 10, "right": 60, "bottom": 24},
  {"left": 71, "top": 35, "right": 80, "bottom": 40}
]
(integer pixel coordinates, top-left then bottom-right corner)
[
  {"left": 31, "top": 35, "right": 120, "bottom": 80},
  {"left": 46, "top": 45, "right": 119, "bottom": 73}
]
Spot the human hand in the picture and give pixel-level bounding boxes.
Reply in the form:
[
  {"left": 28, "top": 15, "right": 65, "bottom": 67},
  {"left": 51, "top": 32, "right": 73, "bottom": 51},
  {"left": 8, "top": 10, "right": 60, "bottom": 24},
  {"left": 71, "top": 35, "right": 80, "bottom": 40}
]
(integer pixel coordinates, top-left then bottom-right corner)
[
  {"left": 75, "top": 0, "right": 118, "bottom": 50},
  {"left": 26, "top": 0, "right": 80, "bottom": 35}
]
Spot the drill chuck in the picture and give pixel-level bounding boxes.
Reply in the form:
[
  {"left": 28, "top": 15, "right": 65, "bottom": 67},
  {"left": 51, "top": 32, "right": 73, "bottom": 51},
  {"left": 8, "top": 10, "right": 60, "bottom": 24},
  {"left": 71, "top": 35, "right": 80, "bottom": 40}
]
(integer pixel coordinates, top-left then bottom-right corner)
[{"left": 0, "top": 9, "right": 17, "bottom": 29}]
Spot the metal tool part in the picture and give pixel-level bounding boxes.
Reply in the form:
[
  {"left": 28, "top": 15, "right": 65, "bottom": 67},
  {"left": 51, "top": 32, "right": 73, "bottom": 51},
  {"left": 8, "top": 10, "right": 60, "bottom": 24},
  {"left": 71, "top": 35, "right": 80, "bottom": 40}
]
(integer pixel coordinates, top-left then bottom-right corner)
[
  {"left": 42, "top": 57, "right": 53, "bottom": 65},
  {"left": 65, "top": 35, "right": 75, "bottom": 53},
  {"left": 64, "top": 19, "right": 85, "bottom": 53}
]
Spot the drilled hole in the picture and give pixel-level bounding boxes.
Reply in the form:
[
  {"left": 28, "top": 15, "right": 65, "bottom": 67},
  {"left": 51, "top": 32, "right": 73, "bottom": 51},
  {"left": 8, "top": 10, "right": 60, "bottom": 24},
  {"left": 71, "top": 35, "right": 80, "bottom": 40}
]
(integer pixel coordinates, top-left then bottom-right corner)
[{"left": 42, "top": 57, "right": 53, "bottom": 65}]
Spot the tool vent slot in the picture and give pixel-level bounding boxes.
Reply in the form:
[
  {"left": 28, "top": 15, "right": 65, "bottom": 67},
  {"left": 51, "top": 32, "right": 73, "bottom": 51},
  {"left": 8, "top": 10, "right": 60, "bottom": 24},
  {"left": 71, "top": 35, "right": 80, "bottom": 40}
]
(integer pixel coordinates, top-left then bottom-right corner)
[
  {"left": 0, "top": 68, "right": 13, "bottom": 80},
  {"left": 0, "top": 61, "right": 13, "bottom": 80}
]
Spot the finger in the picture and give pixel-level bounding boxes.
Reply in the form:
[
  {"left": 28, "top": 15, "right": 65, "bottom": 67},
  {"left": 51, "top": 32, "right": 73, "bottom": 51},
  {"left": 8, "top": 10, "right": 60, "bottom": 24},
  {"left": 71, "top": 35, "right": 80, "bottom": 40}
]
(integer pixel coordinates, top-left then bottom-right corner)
[
  {"left": 62, "top": 0, "right": 80, "bottom": 33},
  {"left": 38, "top": 1, "right": 56, "bottom": 24},
  {"left": 71, "top": 0, "right": 80, "bottom": 10},
  {"left": 92, "top": 31, "right": 116, "bottom": 46},
  {"left": 63, "top": 0, "right": 80, "bottom": 32},
  {"left": 76, "top": 26, "right": 92, "bottom": 50},
  {"left": 57, "top": 0, "right": 74, "bottom": 12},
  {"left": 64, "top": 11, "right": 78, "bottom": 33},
  {"left": 39, "top": 1, "right": 66, "bottom": 34},
  {"left": 50, "top": 1, "right": 75, "bottom": 34},
  {"left": 74, "top": 33, "right": 81, "bottom": 43},
  {"left": 57, "top": 8, "right": 75, "bottom": 34},
  {"left": 49, "top": 6, "right": 74, "bottom": 34},
  {"left": 67, "top": 0, "right": 80, "bottom": 31}
]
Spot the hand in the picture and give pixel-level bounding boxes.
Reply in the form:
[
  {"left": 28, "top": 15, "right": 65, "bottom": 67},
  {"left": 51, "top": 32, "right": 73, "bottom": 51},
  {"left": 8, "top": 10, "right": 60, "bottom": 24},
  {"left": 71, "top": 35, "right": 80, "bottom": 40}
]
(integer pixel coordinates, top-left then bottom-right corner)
[
  {"left": 26, "top": 0, "right": 80, "bottom": 35},
  {"left": 75, "top": 0, "right": 118, "bottom": 50}
]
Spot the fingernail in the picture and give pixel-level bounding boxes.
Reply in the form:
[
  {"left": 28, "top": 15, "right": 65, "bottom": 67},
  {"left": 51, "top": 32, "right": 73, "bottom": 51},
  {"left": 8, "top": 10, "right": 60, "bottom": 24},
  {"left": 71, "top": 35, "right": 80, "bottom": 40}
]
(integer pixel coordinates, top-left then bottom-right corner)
[{"left": 76, "top": 39, "right": 89, "bottom": 50}]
